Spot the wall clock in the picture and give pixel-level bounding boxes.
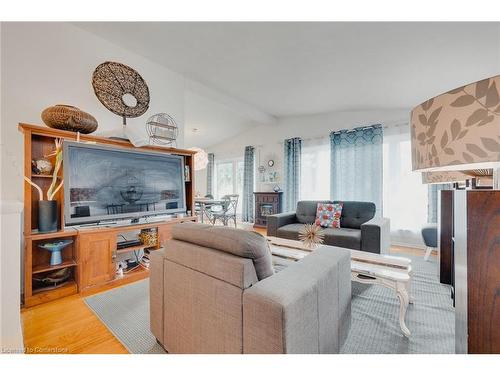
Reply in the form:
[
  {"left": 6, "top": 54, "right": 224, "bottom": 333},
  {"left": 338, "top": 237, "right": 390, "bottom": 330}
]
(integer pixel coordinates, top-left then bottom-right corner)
[{"left": 268, "top": 160, "right": 275, "bottom": 167}]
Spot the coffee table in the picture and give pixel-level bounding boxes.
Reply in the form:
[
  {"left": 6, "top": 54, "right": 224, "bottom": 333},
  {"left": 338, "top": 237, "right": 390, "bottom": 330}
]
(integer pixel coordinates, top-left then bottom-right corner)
[{"left": 267, "top": 236, "right": 414, "bottom": 338}]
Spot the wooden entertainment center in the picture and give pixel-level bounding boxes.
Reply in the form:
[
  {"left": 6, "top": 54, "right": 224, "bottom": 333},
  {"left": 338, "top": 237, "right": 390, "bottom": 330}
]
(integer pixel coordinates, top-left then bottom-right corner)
[{"left": 19, "top": 123, "right": 197, "bottom": 307}]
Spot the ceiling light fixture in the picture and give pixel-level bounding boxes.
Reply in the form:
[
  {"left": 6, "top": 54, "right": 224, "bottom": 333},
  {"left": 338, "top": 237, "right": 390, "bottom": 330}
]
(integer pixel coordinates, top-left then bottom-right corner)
[{"left": 188, "top": 147, "right": 209, "bottom": 171}]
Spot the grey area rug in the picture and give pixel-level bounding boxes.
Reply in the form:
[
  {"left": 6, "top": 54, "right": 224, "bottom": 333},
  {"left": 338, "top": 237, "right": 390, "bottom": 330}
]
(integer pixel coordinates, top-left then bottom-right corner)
[
  {"left": 341, "top": 255, "right": 454, "bottom": 354},
  {"left": 84, "top": 279, "right": 165, "bottom": 354},
  {"left": 84, "top": 255, "right": 454, "bottom": 354}
]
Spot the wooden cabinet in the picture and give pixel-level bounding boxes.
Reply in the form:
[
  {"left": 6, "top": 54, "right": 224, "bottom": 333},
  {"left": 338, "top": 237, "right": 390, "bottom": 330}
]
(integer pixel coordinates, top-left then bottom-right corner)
[
  {"left": 454, "top": 190, "right": 500, "bottom": 354},
  {"left": 79, "top": 232, "right": 116, "bottom": 289},
  {"left": 439, "top": 190, "right": 454, "bottom": 286}
]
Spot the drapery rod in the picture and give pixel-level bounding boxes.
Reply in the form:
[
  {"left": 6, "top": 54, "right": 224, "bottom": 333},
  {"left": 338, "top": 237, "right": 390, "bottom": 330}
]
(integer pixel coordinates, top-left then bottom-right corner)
[{"left": 254, "top": 121, "right": 409, "bottom": 147}]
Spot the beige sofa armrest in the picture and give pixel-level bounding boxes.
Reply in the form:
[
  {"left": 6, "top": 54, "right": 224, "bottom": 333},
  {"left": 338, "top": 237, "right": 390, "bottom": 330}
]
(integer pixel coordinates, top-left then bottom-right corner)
[
  {"left": 242, "top": 247, "right": 351, "bottom": 354},
  {"left": 150, "top": 248, "right": 166, "bottom": 345}
]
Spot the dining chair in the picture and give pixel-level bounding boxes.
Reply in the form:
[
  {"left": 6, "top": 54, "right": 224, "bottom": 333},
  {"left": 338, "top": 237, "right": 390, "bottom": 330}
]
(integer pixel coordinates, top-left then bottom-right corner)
[{"left": 212, "top": 194, "right": 239, "bottom": 227}]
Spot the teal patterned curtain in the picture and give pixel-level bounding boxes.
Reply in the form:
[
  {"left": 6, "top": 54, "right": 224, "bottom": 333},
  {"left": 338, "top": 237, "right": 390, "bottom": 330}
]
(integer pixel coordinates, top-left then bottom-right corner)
[
  {"left": 242, "top": 146, "right": 255, "bottom": 222},
  {"left": 284, "top": 137, "right": 302, "bottom": 212},
  {"left": 206, "top": 153, "right": 215, "bottom": 196},
  {"left": 330, "top": 125, "right": 383, "bottom": 215},
  {"left": 427, "top": 183, "right": 452, "bottom": 223}
]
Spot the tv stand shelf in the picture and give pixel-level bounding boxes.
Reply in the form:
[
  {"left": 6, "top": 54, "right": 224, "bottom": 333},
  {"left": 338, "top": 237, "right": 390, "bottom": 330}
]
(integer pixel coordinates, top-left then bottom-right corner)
[
  {"left": 32, "top": 259, "right": 77, "bottom": 274},
  {"left": 19, "top": 123, "right": 197, "bottom": 307},
  {"left": 27, "top": 229, "right": 78, "bottom": 240}
]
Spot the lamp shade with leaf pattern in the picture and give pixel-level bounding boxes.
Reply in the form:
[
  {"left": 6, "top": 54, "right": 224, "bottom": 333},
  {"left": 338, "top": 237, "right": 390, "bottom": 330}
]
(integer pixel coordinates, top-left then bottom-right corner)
[
  {"left": 421, "top": 171, "right": 470, "bottom": 184},
  {"left": 411, "top": 75, "right": 500, "bottom": 172}
]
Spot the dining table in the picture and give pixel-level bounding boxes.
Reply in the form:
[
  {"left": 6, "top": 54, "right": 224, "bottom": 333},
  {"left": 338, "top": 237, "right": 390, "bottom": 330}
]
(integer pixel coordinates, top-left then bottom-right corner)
[{"left": 194, "top": 197, "right": 225, "bottom": 224}]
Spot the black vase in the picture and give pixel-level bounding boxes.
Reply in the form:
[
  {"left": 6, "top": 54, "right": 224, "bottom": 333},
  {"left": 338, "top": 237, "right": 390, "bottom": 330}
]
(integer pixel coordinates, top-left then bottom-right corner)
[{"left": 38, "top": 200, "right": 58, "bottom": 233}]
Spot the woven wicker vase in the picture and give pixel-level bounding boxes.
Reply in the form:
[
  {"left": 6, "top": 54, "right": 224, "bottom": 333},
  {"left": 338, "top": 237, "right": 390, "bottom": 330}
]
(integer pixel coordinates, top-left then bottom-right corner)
[{"left": 41, "top": 104, "right": 98, "bottom": 134}]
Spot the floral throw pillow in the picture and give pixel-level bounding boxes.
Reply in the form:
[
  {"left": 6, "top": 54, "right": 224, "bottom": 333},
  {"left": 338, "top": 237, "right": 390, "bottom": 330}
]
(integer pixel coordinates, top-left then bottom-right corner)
[{"left": 315, "top": 202, "right": 343, "bottom": 228}]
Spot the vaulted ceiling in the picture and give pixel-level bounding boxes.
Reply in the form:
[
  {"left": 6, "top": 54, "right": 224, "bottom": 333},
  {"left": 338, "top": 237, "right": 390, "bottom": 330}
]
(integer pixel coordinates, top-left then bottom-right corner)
[{"left": 76, "top": 22, "right": 500, "bottom": 119}]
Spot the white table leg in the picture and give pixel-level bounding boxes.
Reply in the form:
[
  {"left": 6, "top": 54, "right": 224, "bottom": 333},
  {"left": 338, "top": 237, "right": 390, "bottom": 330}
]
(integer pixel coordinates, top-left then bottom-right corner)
[
  {"left": 396, "top": 282, "right": 411, "bottom": 338},
  {"left": 424, "top": 246, "right": 433, "bottom": 261},
  {"left": 406, "top": 267, "right": 415, "bottom": 304}
]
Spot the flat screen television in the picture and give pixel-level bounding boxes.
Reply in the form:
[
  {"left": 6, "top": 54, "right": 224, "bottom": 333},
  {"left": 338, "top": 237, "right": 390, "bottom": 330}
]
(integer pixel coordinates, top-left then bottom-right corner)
[{"left": 63, "top": 141, "right": 186, "bottom": 225}]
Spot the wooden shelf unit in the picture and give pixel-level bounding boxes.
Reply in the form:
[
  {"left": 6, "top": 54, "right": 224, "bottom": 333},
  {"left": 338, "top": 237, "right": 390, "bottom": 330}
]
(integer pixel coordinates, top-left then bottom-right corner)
[
  {"left": 19, "top": 123, "right": 197, "bottom": 307},
  {"left": 31, "top": 174, "right": 59, "bottom": 178}
]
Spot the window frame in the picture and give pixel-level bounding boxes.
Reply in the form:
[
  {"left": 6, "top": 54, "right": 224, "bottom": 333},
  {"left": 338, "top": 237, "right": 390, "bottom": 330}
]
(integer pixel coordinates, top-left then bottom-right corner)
[{"left": 214, "top": 157, "right": 245, "bottom": 214}]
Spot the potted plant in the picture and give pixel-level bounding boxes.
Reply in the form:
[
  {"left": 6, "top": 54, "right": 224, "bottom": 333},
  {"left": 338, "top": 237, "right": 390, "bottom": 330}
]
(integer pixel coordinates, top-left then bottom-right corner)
[{"left": 24, "top": 139, "right": 64, "bottom": 233}]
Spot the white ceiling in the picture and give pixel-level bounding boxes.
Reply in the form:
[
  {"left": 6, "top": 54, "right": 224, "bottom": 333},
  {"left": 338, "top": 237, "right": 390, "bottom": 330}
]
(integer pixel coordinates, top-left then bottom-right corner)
[
  {"left": 184, "top": 90, "right": 256, "bottom": 148},
  {"left": 76, "top": 22, "right": 500, "bottom": 118}
]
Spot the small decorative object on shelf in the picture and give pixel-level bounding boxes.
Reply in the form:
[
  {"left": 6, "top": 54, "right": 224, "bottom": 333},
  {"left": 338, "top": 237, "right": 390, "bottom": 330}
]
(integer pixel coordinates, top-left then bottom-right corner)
[
  {"left": 116, "top": 264, "right": 124, "bottom": 278},
  {"left": 273, "top": 185, "right": 281, "bottom": 192},
  {"left": 138, "top": 228, "right": 158, "bottom": 248},
  {"left": 298, "top": 224, "right": 325, "bottom": 250},
  {"left": 33, "top": 267, "right": 72, "bottom": 289},
  {"left": 38, "top": 239, "right": 73, "bottom": 266},
  {"left": 24, "top": 138, "right": 64, "bottom": 232},
  {"left": 146, "top": 113, "right": 179, "bottom": 146},
  {"left": 41, "top": 104, "right": 98, "bottom": 134},
  {"left": 31, "top": 158, "right": 53, "bottom": 175},
  {"left": 92, "top": 61, "right": 150, "bottom": 126}
]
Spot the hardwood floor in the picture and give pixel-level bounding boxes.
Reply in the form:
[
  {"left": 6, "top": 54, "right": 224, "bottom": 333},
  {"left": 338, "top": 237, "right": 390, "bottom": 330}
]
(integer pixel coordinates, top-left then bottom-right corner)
[
  {"left": 22, "top": 294, "right": 128, "bottom": 354},
  {"left": 21, "top": 225, "right": 432, "bottom": 354}
]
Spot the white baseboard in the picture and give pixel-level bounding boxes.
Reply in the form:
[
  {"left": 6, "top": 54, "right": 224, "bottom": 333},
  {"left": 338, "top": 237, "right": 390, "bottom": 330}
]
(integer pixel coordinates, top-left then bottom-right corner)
[{"left": 390, "top": 240, "right": 426, "bottom": 250}]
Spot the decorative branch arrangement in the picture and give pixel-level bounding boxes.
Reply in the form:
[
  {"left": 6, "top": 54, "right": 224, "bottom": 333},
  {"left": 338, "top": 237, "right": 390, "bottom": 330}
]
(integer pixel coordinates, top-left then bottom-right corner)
[
  {"left": 298, "top": 223, "right": 325, "bottom": 249},
  {"left": 24, "top": 138, "right": 64, "bottom": 201}
]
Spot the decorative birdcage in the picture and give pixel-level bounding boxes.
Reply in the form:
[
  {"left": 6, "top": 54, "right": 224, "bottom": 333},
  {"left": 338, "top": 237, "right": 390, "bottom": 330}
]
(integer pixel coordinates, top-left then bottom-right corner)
[{"left": 146, "top": 113, "right": 179, "bottom": 146}]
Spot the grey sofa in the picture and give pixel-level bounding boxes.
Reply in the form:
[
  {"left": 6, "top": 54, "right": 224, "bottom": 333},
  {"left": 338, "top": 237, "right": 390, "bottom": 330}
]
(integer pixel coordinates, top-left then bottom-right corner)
[
  {"left": 267, "top": 200, "right": 390, "bottom": 254},
  {"left": 150, "top": 222, "right": 351, "bottom": 354}
]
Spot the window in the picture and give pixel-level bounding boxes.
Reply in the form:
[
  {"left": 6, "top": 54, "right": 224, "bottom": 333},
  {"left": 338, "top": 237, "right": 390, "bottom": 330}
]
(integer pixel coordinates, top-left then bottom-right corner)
[
  {"left": 300, "top": 139, "right": 330, "bottom": 200},
  {"left": 383, "top": 126, "right": 428, "bottom": 247},
  {"left": 214, "top": 158, "right": 244, "bottom": 214}
]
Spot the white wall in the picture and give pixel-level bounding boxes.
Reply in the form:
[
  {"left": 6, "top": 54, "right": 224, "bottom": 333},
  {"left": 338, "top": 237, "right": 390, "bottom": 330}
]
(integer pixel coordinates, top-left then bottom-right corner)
[
  {"left": 203, "top": 109, "right": 409, "bottom": 193},
  {"left": 1, "top": 22, "right": 186, "bottom": 202},
  {"left": 0, "top": 201, "right": 24, "bottom": 353}
]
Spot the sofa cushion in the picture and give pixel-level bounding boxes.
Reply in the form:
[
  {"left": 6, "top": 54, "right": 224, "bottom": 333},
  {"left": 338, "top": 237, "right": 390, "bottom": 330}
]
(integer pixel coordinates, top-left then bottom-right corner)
[
  {"left": 172, "top": 222, "right": 273, "bottom": 280},
  {"left": 315, "top": 202, "right": 343, "bottom": 228},
  {"left": 339, "top": 201, "right": 376, "bottom": 230},
  {"left": 276, "top": 223, "right": 304, "bottom": 240},
  {"left": 277, "top": 224, "right": 362, "bottom": 250},
  {"left": 323, "top": 228, "right": 362, "bottom": 250},
  {"left": 296, "top": 200, "right": 333, "bottom": 224}
]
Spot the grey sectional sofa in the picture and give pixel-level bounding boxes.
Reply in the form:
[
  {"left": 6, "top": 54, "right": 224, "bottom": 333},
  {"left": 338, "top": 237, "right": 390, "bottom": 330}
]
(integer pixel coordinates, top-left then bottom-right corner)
[
  {"left": 150, "top": 222, "right": 351, "bottom": 354},
  {"left": 267, "top": 200, "right": 390, "bottom": 254}
]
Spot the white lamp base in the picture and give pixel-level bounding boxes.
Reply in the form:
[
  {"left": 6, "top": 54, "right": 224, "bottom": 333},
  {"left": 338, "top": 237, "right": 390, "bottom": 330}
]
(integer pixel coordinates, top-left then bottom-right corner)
[{"left": 494, "top": 168, "right": 500, "bottom": 190}]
